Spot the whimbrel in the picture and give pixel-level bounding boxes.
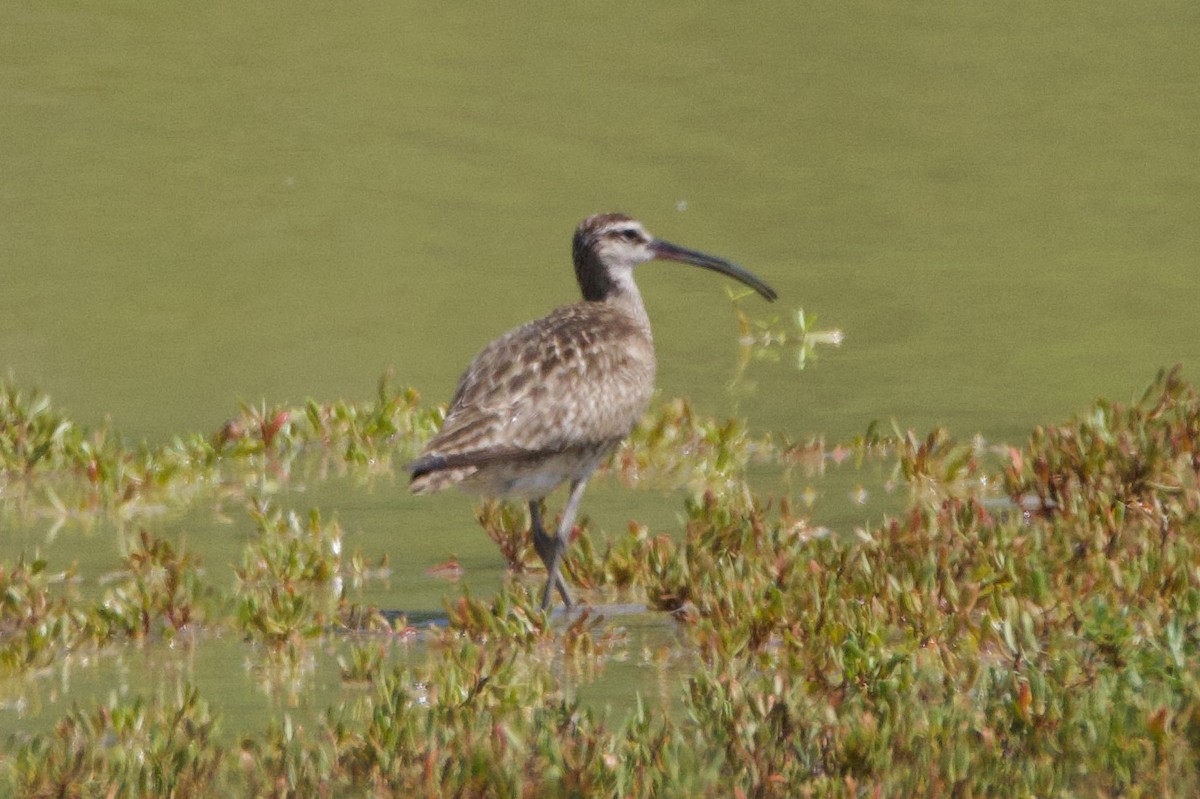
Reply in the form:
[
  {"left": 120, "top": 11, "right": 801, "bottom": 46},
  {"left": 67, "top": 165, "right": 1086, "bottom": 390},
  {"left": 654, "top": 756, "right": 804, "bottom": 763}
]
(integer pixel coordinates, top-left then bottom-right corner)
[{"left": 407, "top": 214, "right": 777, "bottom": 610}]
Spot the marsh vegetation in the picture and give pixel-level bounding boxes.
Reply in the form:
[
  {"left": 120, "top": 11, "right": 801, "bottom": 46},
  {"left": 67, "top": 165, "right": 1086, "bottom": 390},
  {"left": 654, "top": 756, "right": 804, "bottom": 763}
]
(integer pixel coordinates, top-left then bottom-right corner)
[{"left": 1, "top": 362, "right": 1198, "bottom": 796}]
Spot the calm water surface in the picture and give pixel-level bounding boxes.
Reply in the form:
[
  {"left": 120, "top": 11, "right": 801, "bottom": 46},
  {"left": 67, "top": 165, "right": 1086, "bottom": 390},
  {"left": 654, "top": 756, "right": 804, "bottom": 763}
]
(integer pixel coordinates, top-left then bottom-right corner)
[{"left": 2, "top": 1, "right": 1198, "bottom": 734}]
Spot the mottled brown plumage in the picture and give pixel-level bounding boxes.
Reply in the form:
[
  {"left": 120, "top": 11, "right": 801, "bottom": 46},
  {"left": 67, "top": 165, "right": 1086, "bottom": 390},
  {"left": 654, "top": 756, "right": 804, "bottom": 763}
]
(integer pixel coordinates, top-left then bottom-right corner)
[
  {"left": 407, "top": 214, "right": 776, "bottom": 609},
  {"left": 408, "top": 303, "right": 654, "bottom": 497}
]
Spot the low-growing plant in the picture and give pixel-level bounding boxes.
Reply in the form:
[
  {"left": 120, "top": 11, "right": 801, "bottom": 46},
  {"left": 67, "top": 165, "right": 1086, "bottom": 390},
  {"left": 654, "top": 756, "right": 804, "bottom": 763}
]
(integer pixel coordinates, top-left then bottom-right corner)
[
  {"left": 0, "top": 556, "right": 81, "bottom": 676},
  {"left": 3, "top": 369, "right": 1200, "bottom": 796},
  {"left": 90, "top": 529, "right": 211, "bottom": 641},
  {"left": 6, "top": 683, "right": 222, "bottom": 798},
  {"left": 234, "top": 503, "right": 344, "bottom": 650}
]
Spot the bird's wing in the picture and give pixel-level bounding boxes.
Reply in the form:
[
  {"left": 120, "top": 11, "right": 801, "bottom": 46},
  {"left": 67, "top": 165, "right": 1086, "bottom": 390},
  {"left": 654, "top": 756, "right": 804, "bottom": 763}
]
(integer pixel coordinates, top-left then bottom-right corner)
[{"left": 418, "top": 303, "right": 655, "bottom": 462}]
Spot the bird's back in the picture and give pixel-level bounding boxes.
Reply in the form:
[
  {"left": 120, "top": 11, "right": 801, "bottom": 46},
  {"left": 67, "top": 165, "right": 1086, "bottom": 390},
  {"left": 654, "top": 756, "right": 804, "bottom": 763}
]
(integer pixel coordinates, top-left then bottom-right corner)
[{"left": 408, "top": 301, "right": 655, "bottom": 497}]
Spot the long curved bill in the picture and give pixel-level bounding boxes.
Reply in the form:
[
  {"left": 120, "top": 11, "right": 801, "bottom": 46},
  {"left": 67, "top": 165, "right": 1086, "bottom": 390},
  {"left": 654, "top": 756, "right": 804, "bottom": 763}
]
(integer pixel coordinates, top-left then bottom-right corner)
[{"left": 649, "top": 239, "right": 778, "bottom": 302}]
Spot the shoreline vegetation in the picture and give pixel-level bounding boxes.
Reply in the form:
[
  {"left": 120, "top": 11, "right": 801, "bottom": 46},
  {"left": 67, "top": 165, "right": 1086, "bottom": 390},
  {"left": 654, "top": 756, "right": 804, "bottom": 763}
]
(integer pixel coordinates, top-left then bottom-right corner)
[{"left": 1, "top": 366, "right": 1198, "bottom": 796}]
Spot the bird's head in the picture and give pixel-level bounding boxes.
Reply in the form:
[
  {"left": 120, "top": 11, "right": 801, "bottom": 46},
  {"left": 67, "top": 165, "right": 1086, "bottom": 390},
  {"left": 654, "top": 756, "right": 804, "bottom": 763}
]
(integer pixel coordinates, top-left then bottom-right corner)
[{"left": 572, "top": 213, "right": 777, "bottom": 303}]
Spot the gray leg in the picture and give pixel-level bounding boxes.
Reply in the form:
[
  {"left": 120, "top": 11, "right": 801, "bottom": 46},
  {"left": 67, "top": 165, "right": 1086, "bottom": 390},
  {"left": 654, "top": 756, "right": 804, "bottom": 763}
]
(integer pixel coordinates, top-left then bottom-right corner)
[
  {"left": 529, "top": 500, "right": 572, "bottom": 608},
  {"left": 539, "top": 477, "right": 590, "bottom": 611}
]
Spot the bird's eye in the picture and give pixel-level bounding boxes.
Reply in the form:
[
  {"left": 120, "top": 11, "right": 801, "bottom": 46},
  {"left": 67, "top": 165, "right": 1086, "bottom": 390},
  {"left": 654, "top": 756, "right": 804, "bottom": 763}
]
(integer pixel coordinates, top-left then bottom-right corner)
[{"left": 618, "top": 229, "right": 640, "bottom": 242}]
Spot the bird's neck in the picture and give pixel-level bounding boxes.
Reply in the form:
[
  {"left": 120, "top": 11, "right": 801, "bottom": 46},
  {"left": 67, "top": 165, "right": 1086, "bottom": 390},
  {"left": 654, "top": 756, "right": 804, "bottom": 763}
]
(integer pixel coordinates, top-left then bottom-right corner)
[
  {"left": 602, "top": 281, "right": 651, "bottom": 331},
  {"left": 576, "top": 257, "right": 651, "bottom": 330}
]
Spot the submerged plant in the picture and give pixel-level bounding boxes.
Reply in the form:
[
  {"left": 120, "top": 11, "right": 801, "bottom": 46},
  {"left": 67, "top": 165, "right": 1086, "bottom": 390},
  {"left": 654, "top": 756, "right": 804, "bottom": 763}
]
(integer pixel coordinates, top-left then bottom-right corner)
[{"left": 727, "top": 296, "right": 844, "bottom": 400}]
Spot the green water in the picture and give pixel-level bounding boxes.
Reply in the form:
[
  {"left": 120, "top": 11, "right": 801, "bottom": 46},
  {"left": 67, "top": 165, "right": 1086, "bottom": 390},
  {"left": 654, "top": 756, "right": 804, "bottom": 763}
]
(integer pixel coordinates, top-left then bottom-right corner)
[{"left": 2, "top": 1, "right": 1198, "bottom": 734}]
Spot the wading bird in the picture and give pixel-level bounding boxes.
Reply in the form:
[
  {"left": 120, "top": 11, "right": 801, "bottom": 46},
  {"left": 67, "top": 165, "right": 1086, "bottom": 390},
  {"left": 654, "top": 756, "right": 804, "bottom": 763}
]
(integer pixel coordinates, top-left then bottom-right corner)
[{"left": 407, "top": 214, "right": 777, "bottom": 610}]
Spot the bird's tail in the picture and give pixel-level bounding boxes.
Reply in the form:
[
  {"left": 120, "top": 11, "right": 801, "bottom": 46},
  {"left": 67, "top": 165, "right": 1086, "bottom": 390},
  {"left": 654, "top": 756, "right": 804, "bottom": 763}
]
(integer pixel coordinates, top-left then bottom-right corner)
[
  {"left": 406, "top": 454, "right": 467, "bottom": 494},
  {"left": 406, "top": 446, "right": 548, "bottom": 495}
]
